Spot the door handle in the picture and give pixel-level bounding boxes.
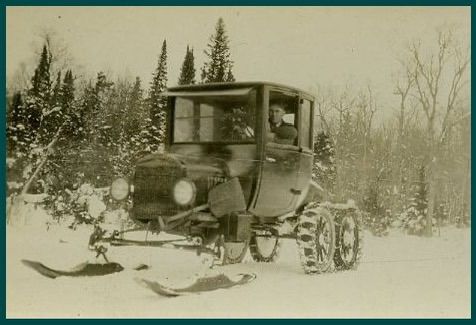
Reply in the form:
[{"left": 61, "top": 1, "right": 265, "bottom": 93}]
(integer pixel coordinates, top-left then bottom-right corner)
[
  {"left": 265, "top": 157, "right": 276, "bottom": 163},
  {"left": 283, "top": 160, "right": 293, "bottom": 166}
]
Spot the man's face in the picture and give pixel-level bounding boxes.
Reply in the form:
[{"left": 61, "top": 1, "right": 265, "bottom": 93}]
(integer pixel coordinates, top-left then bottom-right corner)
[{"left": 269, "top": 104, "right": 285, "bottom": 125}]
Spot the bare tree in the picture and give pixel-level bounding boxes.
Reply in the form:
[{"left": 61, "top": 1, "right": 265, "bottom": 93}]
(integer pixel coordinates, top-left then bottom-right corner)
[
  {"left": 7, "top": 62, "right": 31, "bottom": 95},
  {"left": 314, "top": 87, "right": 333, "bottom": 135},
  {"left": 391, "top": 66, "right": 419, "bottom": 212},
  {"left": 355, "top": 86, "right": 378, "bottom": 167},
  {"left": 402, "top": 28, "right": 470, "bottom": 235},
  {"left": 36, "top": 29, "right": 75, "bottom": 76},
  {"left": 394, "top": 67, "right": 414, "bottom": 143}
]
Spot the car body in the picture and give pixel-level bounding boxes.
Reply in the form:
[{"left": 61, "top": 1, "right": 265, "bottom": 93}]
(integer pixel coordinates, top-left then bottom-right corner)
[{"left": 106, "top": 81, "right": 360, "bottom": 272}]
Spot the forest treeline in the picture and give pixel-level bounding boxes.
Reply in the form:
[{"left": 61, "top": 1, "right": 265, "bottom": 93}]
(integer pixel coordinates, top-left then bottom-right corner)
[{"left": 6, "top": 19, "right": 470, "bottom": 236}]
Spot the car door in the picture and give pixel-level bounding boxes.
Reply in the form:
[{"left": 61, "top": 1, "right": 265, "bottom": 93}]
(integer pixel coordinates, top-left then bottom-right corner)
[
  {"left": 293, "top": 96, "right": 315, "bottom": 209},
  {"left": 249, "top": 89, "right": 301, "bottom": 217}
]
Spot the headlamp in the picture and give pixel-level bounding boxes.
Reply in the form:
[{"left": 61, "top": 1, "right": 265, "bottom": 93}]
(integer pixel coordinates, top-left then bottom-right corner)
[
  {"left": 173, "top": 178, "right": 196, "bottom": 206},
  {"left": 110, "top": 178, "right": 130, "bottom": 201}
]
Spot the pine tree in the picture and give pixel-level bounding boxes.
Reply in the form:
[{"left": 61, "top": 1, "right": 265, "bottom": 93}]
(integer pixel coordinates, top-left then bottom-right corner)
[
  {"left": 14, "top": 44, "right": 56, "bottom": 195},
  {"left": 57, "top": 70, "right": 79, "bottom": 144},
  {"left": 43, "top": 70, "right": 77, "bottom": 195},
  {"left": 41, "top": 71, "right": 63, "bottom": 144},
  {"left": 30, "top": 45, "right": 52, "bottom": 99},
  {"left": 225, "top": 66, "right": 235, "bottom": 82},
  {"left": 26, "top": 44, "right": 52, "bottom": 142},
  {"left": 334, "top": 109, "right": 360, "bottom": 201},
  {"left": 76, "top": 72, "right": 115, "bottom": 186},
  {"left": 106, "top": 77, "right": 148, "bottom": 176},
  {"left": 130, "top": 77, "right": 144, "bottom": 108},
  {"left": 128, "top": 77, "right": 146, "bottom": 140},
  {"left": 7, "top": 92, "right": 26, "bottom": 155},
  {"left": 128, "top": 77, "right": 147, "bottom": 154},
  {"left": 81, "top": 72, "right": 110, "bottom": 144},
  {"left": 178, "top": 46, "right": 196, "bottom": 85},
  {"left": 94, "top": 72, "right": 115, "bottom": 148},
  {"left": 60, "top": 70, "right": 75, "bottom": 113},
  {"left": 51, "top": 71, "right": 62, "bottom": 107},
  {"left": 53, "top": 70, "right": 76, "bottom": 144},
  {"left": 147, "top": 40, "right": 168, "bottom": 151},
  {"left": 6, "top": 91, "right": 35, "bottom": 195},
  {"left": 313, "top": 132, "right": 336, "bottom": 192},
  {"left": 201, "top": 18, "right": 235, "bottom": 83},
  {"left": 414, "top": 167, "right": 428, "bottom": 215},
  {"left": 362, "top": 178, "right": 389, "bottom": 236},
  {"left": 401, "top": 165, "right": 429, "bottom": 235},
  {"left": 78, "top": 81, "right": 96, "bottom": 141},
  {"left": 107, "top": 78, "right": 130, "bottom": 176}
]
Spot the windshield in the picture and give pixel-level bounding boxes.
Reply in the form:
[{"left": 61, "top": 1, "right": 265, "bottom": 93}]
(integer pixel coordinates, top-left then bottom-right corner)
[{"left": 173, "top": 89, "right": 257, "bottom": 143}]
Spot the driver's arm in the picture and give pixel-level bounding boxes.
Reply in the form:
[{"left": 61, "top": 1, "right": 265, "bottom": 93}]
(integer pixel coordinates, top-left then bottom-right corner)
[{"left": 272, "top": 125, "right": 297, "bottom": 145}]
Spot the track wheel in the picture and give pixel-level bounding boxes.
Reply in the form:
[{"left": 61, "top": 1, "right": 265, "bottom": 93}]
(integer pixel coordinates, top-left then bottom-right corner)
[
  {"left": 296, "top": 206, "right": 336, "bottom": 274},
  {"left": 334, "top": 209, "right": 362, "bottom": 270},
  {"left": 249, "top": 230, "right": 281, "bottom": 262},
  {"left": 218, "top": 239, "right": 249, "bottom": 265}
]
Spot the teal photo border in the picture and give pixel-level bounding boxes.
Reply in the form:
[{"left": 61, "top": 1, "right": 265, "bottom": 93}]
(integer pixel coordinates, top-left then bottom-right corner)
[
  {"left": 0, "top": 1, "right": 474, "bottom": 5},
  {"left": 1, "top": 2, "right": 472, "bottom": 321}
]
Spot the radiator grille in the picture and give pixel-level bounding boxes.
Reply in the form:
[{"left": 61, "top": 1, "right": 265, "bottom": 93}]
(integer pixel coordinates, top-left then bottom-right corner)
[
  {"left": 132, "top": 166, "right": 226, "bottom": 220},
  {"left": 132, "top": 166, "right": 185, "bottom": 218}
]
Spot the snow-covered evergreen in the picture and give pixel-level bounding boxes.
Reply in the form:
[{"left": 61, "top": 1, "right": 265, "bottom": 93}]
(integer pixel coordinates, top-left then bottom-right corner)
[
  {"left": 201, "top": 18, "right": 235, "bottom": 83},
  {"left": 398, "top": 166, "right": 434, "bottom": 235},
  {"left": 147, "top": 40, "right": 168, "bottom": 152},
  {"left": 312, "top": 132, "right": 336, "bottom": 196},
  {"left": 178, "top": 45, "right": 196, "bottom": 85}
]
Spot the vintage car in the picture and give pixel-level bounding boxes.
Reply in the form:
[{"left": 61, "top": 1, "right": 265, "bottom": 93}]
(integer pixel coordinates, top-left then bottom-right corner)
[{"left": 100, "top": 81, "right": 362, "bottom": 274}]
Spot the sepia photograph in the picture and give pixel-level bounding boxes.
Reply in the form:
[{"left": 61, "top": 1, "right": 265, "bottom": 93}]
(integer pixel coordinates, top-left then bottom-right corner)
[{"left": 5, "top": 6, "right": 471, "bottom": 318}]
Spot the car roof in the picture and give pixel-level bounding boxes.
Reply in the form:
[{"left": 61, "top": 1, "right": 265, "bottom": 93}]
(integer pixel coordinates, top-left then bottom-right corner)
[{"left": 167, "top": 81, "right": 314, "bottom": 99}]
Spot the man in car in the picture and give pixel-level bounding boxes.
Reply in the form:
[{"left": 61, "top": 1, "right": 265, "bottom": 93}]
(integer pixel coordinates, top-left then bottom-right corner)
[{"left": 267, "top": 101, "right": 298, "bottom": 145}]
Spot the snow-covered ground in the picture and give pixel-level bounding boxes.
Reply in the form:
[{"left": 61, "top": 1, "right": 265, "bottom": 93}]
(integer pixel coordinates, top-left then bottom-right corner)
[{"left": 6, "top": 205, "right": 471, "bottom": 318}]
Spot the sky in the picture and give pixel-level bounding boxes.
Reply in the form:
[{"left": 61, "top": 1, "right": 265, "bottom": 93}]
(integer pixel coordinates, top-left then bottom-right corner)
[{"left": 6, "top": 6, "right": 470, "bottom": 118}]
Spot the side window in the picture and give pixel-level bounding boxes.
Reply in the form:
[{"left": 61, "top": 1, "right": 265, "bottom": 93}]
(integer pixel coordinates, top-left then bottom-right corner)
[
  {"left": 268, "top": 91, "right": 298, "bottom": 146},
  {"left": 300, "top": 99, "right": 312, "bottom": 149}
]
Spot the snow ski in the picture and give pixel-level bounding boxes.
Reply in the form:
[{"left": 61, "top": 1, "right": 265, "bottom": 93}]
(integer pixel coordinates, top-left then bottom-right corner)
[
  {"left": 21, "top": 259, "right": 124, "bottom": 279},
  {"left": 138, "top": 273, "right": 257, "bottom": 297}
]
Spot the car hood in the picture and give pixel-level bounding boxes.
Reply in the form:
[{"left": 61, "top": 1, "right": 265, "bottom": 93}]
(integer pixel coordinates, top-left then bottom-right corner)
[{"left": 136, "top": 152, "right": 228, "bottom": 178}]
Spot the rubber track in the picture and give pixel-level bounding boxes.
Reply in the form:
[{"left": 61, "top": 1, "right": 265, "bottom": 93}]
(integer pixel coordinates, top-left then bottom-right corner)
[
  {"left": 296, "top": 206, "right": 336, "bottom": 274},
  {"left": 331, "top": 207, "right": 364, "bottom": 271},
  {"left": 249, "top": 233, "right": 281, "bottom": 262}
]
